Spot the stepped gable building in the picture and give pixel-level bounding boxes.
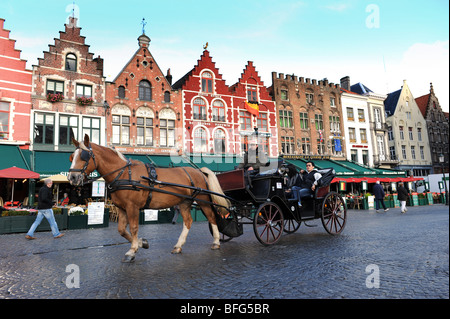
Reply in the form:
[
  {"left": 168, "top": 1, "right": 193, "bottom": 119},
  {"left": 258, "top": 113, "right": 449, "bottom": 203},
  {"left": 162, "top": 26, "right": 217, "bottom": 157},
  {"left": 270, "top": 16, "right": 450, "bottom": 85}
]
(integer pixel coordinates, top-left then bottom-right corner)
[
  {"left": 31, "top": 17, "right": 106, "bottom": 152},
  {"left": 105, "top": 32, "right": 182, "bottom": 155},
  {"left": 229, "top": 61, "right": 278, "bottom": 157},
  {"left": 172, "top": 49, "right": 233, "bottom": 155},
  {"left": 384, "top": 80, "right": 432, "bottom": 177},
  {"left": 415, "top": 83, "right": 449, "bottom": 174},
  {"left": 0, "top": 18, "right": 32, "bottom": 148},
  {"left": 270, "top": 72, "right": 345, "bottom": 159}
]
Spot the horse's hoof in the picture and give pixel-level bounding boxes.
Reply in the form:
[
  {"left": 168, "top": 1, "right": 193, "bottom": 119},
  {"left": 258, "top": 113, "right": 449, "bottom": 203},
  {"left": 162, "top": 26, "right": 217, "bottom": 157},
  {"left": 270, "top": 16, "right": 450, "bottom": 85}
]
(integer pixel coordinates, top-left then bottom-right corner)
[
  {"left": 171, "top": 247, "right": 182, "bottom": 254},
  {"left": 122, "top": 255, "right": 136, "bottom": 263},
  {"left": 211, "top": 244, "right": 220, "bottom": 250},
  {"left": 141, "top": 238, "right": 149, "bottom": 249}
]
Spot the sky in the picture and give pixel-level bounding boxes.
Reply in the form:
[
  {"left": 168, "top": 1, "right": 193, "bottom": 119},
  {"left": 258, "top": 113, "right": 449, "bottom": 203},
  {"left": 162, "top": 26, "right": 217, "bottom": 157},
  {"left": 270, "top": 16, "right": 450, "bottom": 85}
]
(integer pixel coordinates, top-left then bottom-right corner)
[{"left": 1, "top": 0, "right": 449, "bottom": 111}]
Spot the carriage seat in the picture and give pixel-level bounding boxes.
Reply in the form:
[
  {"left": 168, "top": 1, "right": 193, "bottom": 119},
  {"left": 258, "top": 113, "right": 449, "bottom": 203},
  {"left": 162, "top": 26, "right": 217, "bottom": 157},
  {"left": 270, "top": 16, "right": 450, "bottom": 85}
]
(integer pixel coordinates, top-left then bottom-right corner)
[{"left": 293, "top": 168, "right": 336, "bottom": 200}]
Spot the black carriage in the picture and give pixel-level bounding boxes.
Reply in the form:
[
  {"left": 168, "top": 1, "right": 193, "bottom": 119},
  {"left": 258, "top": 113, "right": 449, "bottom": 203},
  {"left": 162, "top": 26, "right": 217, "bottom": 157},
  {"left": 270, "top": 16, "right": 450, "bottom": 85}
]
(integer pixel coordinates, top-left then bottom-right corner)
[{"left": 214, "top": 165, "right": 347, "bottom": 245}]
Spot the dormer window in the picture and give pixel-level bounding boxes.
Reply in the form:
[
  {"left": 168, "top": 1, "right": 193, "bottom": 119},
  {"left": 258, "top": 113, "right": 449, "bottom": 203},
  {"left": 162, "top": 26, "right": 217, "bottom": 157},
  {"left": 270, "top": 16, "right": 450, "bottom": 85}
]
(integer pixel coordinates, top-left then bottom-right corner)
[{"left": 65, "top": 53, "right": 77, "bottom": 71}]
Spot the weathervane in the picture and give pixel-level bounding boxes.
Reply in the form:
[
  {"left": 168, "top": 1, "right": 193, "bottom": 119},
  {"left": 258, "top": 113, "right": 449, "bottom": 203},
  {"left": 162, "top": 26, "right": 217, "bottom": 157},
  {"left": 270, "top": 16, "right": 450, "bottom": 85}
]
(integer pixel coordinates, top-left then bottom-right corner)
[
  {"left": 203, "top": 42, "right": 208, "bottom": 50},
  {"left": 141, "top": 18, "right": 147, "bottom": 35}
]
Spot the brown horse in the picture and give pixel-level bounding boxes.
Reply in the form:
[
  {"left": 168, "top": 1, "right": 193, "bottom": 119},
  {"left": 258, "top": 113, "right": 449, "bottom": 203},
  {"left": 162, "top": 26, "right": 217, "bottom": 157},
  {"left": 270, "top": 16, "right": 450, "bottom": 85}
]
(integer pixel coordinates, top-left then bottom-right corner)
[{"left": 68, "top": 135, "right": 229, "bottom": 262}]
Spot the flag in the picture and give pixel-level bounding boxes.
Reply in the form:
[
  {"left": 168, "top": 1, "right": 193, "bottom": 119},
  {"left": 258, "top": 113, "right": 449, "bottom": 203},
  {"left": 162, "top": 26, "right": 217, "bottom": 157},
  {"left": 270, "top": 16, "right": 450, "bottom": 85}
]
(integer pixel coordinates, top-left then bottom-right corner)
[
  {"left": 334, "top": 138, "right": 342, "bottom": 152},
  {"left": 319, "top": 130, "right": 323, "bottom": 143},
  {"left": 245, "top": 101, "right": 259, "bottom": 117}
]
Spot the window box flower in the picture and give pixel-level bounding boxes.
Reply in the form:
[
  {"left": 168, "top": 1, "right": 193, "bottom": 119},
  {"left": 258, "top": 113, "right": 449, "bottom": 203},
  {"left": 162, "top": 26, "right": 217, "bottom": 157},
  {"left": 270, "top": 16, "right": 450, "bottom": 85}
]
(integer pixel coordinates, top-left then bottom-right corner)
[
  {"left": 46, "top": 92, "right": 64, "bottom": 103},
  {"left": 77, "top": 96, "right": 94, "bottom": 106}
]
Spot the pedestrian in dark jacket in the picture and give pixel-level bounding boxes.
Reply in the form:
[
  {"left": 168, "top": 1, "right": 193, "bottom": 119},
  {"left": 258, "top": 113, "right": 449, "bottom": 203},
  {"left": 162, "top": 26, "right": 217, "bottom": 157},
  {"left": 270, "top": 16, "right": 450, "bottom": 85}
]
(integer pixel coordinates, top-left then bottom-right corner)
[
  {"left": 397, "top": 182, "right": 409, "bottom": 214},
  {"left": 26, "top": 179, "right": 64, "bottom": 240},
  {"left": 373, "top": 181, "right": 389, "bottom": 212}
]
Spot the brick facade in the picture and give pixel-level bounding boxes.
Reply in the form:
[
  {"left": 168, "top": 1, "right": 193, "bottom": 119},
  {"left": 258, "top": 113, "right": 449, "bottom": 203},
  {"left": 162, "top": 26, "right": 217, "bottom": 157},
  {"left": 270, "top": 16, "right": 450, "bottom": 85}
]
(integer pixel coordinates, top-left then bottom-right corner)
[
  {"left": 270, "top": 72, "right": 345, "bottom": 159},
  {"left": 0, "top": 18, "right": 32, "bottom": 146},
  {"left": 31, "top": 17, "right": 106, "bottom": 151},
  {"left": 105, "top": 33, "right": 182, "bottom": 155}
]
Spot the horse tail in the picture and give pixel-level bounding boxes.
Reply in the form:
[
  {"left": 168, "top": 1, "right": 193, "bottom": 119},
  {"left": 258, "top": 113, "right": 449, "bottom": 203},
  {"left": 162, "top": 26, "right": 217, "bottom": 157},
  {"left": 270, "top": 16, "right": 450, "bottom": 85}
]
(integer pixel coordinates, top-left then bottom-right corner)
[{"left": 200, "top": 167, "right": 230, "bottom": 215}]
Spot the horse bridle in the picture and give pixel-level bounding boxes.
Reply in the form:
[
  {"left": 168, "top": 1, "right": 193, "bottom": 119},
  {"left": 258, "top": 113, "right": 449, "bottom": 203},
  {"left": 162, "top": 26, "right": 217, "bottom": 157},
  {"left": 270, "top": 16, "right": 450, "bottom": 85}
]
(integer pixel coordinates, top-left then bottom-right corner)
[{"left": 69, "top": 145, "right": 97, "bottom": 181}]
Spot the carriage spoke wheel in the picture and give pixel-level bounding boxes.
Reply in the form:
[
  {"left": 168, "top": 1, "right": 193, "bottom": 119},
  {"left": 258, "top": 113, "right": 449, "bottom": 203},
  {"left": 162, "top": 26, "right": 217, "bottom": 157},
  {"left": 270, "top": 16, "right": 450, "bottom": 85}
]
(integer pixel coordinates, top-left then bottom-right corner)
[
  {"left": 253, "top": 202, "right": 284, "bottom": 246},
  {"left": 283, "top": 218, "right": 301, "bottom": 234},
  {"left": 321, "top": 192, "right": 347, "bottom": 235}
]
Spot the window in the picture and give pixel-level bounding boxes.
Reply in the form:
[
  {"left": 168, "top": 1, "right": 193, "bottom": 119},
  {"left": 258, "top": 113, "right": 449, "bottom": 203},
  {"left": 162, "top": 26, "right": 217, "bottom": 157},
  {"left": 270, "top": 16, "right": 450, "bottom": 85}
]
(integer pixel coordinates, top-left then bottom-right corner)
[
  {"left": 281, "top": 136, "right": 294, "bottom": 154},
  {"left": 240, "top": 111, "right": 252, "bottom": 130},
  {"left": 329, "top": 115, "right": 340, "bottom": 132},
  {"left": 257, "top": 113, "right": 268, "bottom": 132},
  {"left": 279, "top": 110, "right": 293, "bottom": 128},
  {"left": 300, "top": 112, "right": 308, "bottom": 129},
  {"left": 408, "top": 127, "right": 413, "bottom": 140},
  {"left": 201, "top": 71, "right": 213, "bottom": 93},
  {"left": 348, "top": 128, "right": 356, "bottom": 142},
  {"left": 280, "top": 89, "right": 288, "bottom": 101},
  {"left": 247, "top": 85, "right": 257, "bottom": 102},
  {"left": 374, "top": 108, "right": 382, "bottom": 129},
  {"left": 411, "top": 146, "right": 416, "bottom": 160},
  {"left": 194, "top": 127, "right": 207, "bottom": 153},
  {"left": 137, "top": 117, "right": 153, "bottom": 146},
  {"left": 112, "top": 115, "right": 130, "bottom": 145},
  {"left": 360, "top": 128, "right": 367, "bottom": 143},
  {"left": 160, "top": 118, "right": 175, "bottom": 147},
  {"left": 46, "top": 80, "right": 64, "bottom": 95},
  {"left": 377, "top": 135, "right": 385, "bottom": 160},
  {"left": 118, "top": 86, "right": 126, "bottom": 99},
  {"left": 388, "top": 126, "right": 393, "bottom": 140},
  {"left": 212, "top": 100, "right": 225, "bottom": 122},
  {"left": 358, "top": 109, "right": 365, "bottom": 122},
  {"left": 389, "top": 146, "right": 396, "bottom": 160},
  {"left": 193, "top": 98, "right": 207, "bottom": 120},
  {"left": 214, "top": 129, "right": 226, "bottom": 154},
  {"left": 164, "top": 91, "right": 171, "bottom": 103},
  {"left": 401, "top": 145, "right": 407, "bottom": 159},
  {"left": 347, "top": 107, "right": 354, "bottom": 121},
  {"left": 420, "top": 146, "right": 425, "bottom": 160},
  {"left": 306, "top": 93, "right": 314, "bottom": 104},
  {"left": 417, "top": 128, "right": 422, "bottom": 141},
  {"left": 82, "top": 117, "right": 100, "bottom": 144},
  {"left": 399, "top": 126, "right": 404, "bottom": 140},
  {"left": 139, "top": 80, "right": 152, "bottom": 101},
  {"left": 406, "top": 111, "right": 411, "bottom": 120},
  {"left": 59, "top": 115, "right": 78, "bottom": 146},
  {"left": 315, "top": 114, "right": 323, "bottom": 130},
  {"left": 301, "top": 137, "right": 310, "bottom": 154},
  {"left": 0, "top": 101, "right": 9, "bottom": 140},
  {"left": 317, "top": 138, "right": 325, "bottom": 155},
  {"left": 76, "top": 84, "right": 92, "bottom": 98},
  {"left": 351, "top": 150, "right": 357, "bottom": 162},
  {"left": 362, "top": 150, "right": 369, "bottom": 166},
  {"left": 34, "top": 113, "right": 54, "bottom": 145},
  {"left": 330, "top": 97, "right": 336, "bottom": 107},
  {"left": 65, "top": 53, "right": 77, "bottom": 71}
]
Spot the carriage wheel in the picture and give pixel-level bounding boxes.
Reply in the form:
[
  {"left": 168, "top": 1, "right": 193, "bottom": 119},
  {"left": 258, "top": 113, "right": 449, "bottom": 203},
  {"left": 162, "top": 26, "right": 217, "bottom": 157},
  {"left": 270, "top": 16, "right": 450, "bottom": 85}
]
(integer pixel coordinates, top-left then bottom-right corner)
[
  {"left": 283, "top": 218, "right": 301, "bottom": 234},
  {"left": 208, "top": 223, "right": 233, "bottom": 242},
  {"left": 321, "top": 192, "right": 347, "bottom": 235},
  {"left": 253, "top": 202, "right": 284, "bottom": 246}
]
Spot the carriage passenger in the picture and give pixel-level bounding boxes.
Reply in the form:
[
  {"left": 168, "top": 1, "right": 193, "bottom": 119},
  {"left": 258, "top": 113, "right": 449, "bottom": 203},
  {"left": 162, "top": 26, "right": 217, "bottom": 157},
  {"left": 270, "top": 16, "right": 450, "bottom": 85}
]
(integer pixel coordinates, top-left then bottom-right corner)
[
  {"left": 292, "top": 161, "right": 322, "bottom": 207},
  {"left": 285, "top": 164, "right": 302, "bottom": 199}
]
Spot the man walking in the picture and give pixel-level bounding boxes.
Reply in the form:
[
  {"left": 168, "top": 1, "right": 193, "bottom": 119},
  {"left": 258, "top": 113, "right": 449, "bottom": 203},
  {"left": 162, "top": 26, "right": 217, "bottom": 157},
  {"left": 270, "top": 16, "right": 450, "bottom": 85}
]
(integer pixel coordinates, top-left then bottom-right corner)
[
  {"left": 373, "top": 181, "right": 389, "bottom": 213},
  {"left": 397, "top": 182, "right": 409, "bottom": 214},
  {"left": 25, "top": 179, "right": 64, "bottom": 240}
]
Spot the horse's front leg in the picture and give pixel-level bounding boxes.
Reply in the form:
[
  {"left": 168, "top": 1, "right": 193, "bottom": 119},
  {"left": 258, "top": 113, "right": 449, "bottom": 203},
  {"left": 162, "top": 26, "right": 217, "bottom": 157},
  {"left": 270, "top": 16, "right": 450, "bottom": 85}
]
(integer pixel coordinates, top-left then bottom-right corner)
[{"left": 122, "top": 208, "right": 141, "bottom": 263}]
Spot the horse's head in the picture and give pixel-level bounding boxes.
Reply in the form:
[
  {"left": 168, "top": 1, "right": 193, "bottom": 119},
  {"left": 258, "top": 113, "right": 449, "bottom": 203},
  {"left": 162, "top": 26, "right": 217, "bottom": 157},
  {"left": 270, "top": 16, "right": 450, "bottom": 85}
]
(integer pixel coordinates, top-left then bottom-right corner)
[{"left": 68, "top": 134, "right": 97, "bottom": 186}]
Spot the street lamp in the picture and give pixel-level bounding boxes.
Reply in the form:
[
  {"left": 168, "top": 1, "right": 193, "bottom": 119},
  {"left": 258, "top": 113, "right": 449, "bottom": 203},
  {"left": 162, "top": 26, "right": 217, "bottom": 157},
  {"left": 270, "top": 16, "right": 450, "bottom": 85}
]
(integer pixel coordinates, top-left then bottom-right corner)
[{"left": 439, "top": 153, "right": 448, "bottom": 205}]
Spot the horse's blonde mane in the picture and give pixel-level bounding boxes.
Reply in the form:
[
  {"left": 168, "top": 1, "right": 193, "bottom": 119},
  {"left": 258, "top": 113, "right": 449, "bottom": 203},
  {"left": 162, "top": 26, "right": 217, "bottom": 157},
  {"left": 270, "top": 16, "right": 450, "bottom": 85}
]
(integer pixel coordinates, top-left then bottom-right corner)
[{"left": 79, "top": 140, "right": 127, "bottom": 162}]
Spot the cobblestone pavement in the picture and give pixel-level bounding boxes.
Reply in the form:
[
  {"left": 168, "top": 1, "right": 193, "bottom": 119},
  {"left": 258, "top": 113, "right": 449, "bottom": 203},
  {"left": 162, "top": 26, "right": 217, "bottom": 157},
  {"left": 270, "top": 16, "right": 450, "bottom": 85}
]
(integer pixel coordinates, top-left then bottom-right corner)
[{"left": 0, "top": 205, "right": 448, "bottom": 300}]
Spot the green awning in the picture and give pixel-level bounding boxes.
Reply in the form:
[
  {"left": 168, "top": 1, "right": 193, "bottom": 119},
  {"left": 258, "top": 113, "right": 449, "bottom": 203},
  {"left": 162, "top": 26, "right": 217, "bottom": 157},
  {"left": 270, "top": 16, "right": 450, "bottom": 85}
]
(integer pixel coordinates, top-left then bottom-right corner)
[
  {"left": 34, "top": 151, "right": 73, "bottom": 178},
  {"left": 0, "top": 145, "right": 31, "bottom": 170}
]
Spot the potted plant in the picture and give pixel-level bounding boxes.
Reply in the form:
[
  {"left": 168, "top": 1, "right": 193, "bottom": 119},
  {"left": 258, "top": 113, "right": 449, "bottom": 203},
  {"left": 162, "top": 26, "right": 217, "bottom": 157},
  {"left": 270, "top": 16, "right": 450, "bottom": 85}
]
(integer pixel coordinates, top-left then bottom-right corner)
[
  {"left": 76, "top": 96, "right": 94, "bottom": 106},
  {"left": 0, "top": 208, "right": 67, "bottom": 234},
  {"left": 46, "top": 92, "right": 64, "bottom": 103},
  {"left": 67, "top": 206, "right": 88, "bottom": 230}
]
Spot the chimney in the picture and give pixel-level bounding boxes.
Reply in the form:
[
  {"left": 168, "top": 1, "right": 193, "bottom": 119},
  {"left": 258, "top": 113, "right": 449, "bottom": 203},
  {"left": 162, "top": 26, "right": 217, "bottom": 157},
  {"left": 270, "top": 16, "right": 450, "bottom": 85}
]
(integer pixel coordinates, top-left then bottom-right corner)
[
  {"left": 340, "top": 76, "right": 350, "bottom": 91},
  {"left": 166, "top": 68, "right": 172, "bottom": 85}
]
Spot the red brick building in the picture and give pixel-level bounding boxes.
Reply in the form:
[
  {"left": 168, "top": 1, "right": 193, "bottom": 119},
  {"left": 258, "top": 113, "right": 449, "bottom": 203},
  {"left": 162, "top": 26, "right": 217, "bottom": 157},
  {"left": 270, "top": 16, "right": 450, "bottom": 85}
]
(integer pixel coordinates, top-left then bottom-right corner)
[
  {"left": 172, "top": 50, "right": 278, "bottom": 158},
  {"left": 31, "top": 17, "right": 106, "bottom": 154},
  {"left": 105, "top": 32, "right": 182, "bottom": 156},
  {"left": 0, "top": 18, "right": 32, "bottom": 148}
]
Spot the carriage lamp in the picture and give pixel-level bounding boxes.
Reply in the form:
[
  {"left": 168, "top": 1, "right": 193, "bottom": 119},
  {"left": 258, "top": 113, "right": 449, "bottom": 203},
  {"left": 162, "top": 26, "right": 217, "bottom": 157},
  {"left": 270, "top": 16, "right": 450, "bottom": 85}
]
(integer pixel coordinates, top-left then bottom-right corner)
[{"left": 439, "top": 153, "right": 448, "bottom": 205}]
